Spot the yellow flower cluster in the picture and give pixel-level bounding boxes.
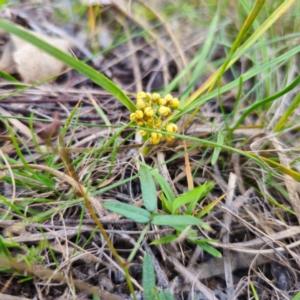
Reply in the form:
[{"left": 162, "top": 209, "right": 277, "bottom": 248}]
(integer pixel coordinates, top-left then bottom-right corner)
[{"left": 130, "top": 91, "right": 179, "bottom": 144}]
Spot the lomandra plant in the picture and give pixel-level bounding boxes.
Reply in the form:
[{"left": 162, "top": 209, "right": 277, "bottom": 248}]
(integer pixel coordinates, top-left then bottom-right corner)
[{"left": 104, "top": 163, "right": 222, "bottom": 258}]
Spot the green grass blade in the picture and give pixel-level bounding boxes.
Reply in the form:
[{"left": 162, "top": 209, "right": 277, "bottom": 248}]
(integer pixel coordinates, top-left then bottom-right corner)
[
  {"left": 291, "top": 291, "right": 300, "bottom": 300},
  {"left": 250, "top": 282, "right": 259, "bottom": 300},
  {"left": 0, "top": 18, "right": 136, "bottom": 112},
  {"left": 150, "top": 235, "right": 177, "bottom": 245},
  {"left": 0, "top": 236, "right": 11, "bottom": 258},
  {"left": 161, "top": 192, "right": 172, "bottom": 214},
  {"left": 171, "top": 43, "right": 300, "bottom": 120},
  {"left": 211, "top": 130, "right": 224, "bottom": 166},
  {"left": 0, "top": 70, "right": 22, "bottom": 87},
  {"left": 180, "top": 10, "right": 220, "bottom": 101},
  {"left": 231, "top": 73, "right": 300, "bottom": 131},
  {"left": 192, "top": 240, "right": 222, "bottom": 258},
  {"left": 196, "top": 193, "right": 224, "bottom": 219},
  {"left": 186, "top": 182, "right": 214, "bottom": 215},
  {"left": 274, "top": 92, "right": 300, "bottom": 132},
  {"left": 180, "top": 0, "right": 296, "bottom": 109},
  {"left": 150, "top": 169, "right": 175, "bottom": 204},
  {"left": 208, "top": 0, "right": 266, "bottom": 93}
]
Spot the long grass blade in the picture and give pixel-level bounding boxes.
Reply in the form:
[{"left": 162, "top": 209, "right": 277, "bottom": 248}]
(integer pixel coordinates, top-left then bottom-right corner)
[{"left": 0, "top": 19, "right": 136, "bottom": 112}]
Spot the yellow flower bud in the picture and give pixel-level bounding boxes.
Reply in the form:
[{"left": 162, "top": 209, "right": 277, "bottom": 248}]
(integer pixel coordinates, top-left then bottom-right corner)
[
  {"left": 136, "top": 100, "right": 146, "bottom": 109},
  {"left": 135, "top": 110, "right": 144, "bottom": 119},
  {"left": 165, "top": 135, "right": 175, "bottom": 142},
  {"left": 165, "top": 94, "right": 173, "bottom": 104},
  {"left": 158, "top": 98, "right": 166, "bottom": 106},
  {"left": 139, "top": 130, "right": 148, "bottom": 136},
  {"left": 166, "top": 123, "right": 178, "bottom": 133},
  {"left": 169, "top": 98, "right": 179, "bottom": 109},
  {"left": 144, "top": 107, "right": 154, "bottom": 117},
  {"left": 145, "top": 93, "right": 152, "bottom": 102},
  {"left": 152, "top": 93, "right": 160, "bottom": 100},
  {"left": 136, "top": 120, "right": 144, "bottom": 126},
  {"left": 130, "top": 113, "right": 136, "bottom": 121},
  {"left": 150, "top": 136, "right": 161, "bottom": 145},
  {"left": 151, "top": 132, "right": 162, "bottom": 139},
  {"left": 158, "top": 106, "right": 171, "bottom": 116},
  {"left": 137, "top": 91, "right": 146, "bottom": 99}
]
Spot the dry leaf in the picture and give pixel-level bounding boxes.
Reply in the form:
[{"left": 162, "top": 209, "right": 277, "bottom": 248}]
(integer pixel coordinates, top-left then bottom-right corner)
[
  {"left": 35, "top": 111, "right": 61, "bottom": 141},
  {"left": 0, "top": 29, "right": 69, "bottom": 83}
]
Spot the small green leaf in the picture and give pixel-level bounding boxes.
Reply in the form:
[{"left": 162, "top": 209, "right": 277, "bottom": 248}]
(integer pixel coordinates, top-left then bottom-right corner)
[
  {"left": 211, "top": 130, "right": 224, "bottom": 165},
  {"left": 170, "top": 221, "right": 211, "bottom": 231},
  {"left": 159, "top": 290, "right": 175, "bottom": 300},
  {"left": 103, "top": 202, "right": 151, "bottom": 223},
  {"left": 142, "top": 254, "right": 156, "bottom": 300},
  {"left": 152, "top": 214, "right": 202, "bottom": 226},
  {"left": 0, "top": 236, "right": 11, "bottom": 258},
  {"left": 150, "top": 235, "right": 177, "bottom": 245},
  {"left": 151, "top": 169, "right": 175, "bottom": 204},
  {"left": 249, "top": 282, "right": 259, "bottom": 300},
  {"left": 190, "top": 238, "right": 219, "bottom": 243},
  {"left": 172, "top": 184, "right": 213, "bottom": 214},
  {"left": 186, "top": 182, "right": 214, "bottom": 215},
  {"left": 291, "top": 291, "right": 300, "bottom": 300},
  {"left": 186, "top": 228, "right": 198, "bottom": 239},
  {"left": 196, "top": 192, "right": 225, "bottom": 218},
  {"left": 161, "top": 192, "right": 172, "bottom": 214},
  {"left": 139, "top": 164, "right": 157, "bottom": 212},
  {"left": 193, "top": 240, "right": 222, "bottom": 258},
  {"left": 0, "top": 70, "right": 22, "bottom": 86}
]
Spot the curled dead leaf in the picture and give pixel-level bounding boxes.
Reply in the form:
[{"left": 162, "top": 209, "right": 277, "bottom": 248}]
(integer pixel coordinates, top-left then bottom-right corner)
[
  {"left": 0, "top": 28, "right": 69, "bottom": 83},
  {"left": 35, "top": 111, "right": 61, "bottom": 141}
]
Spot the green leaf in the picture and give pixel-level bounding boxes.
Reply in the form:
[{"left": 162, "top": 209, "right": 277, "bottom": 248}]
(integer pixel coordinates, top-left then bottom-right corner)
[
  {"left": 152, "top": 214, "right": 203, "bottom": 226},
  {"left": 170, "top": 221, "right": 211, "bottom": 231},
  {"left": 172, "top": 184, "right": 213, "bottom": 214},
  {"left": 291, "top": 291, "right": 300, "bottom": 300},
  {"left": 207, "top": 0, "right": 266, "bottom": 93},
  {"left": 0, "top": 19, "right": 136, "bottom": 112},
  {"left": 250, "top": 282, "right": 259, "bottom": 300},
  {"left": 139, "top": 164, "right": 157, "bottom": 212},
  {"left": 150, "top": 169, "right": 175, "bottom": 204},
  {"left": 161, "top": 192, "right": 172, "bottom": 214},
  {"left": 186, "top": 182, "right": 214, "bottom": 215},
  {"left": 231, "top": 73, "right": 300, "bottom": 131},
  {"left": 193, "top": 240, "right": 222, "bottom": 258},
  {"left": 150, "top": 235, "right": 177, "bottom": 245},
  {"left": 191, "top": 238, "right": 219, "bottom": 243},
  {"left": 211, "top": 130, "right": 224, "bottom": 165},
  {"left": 0, "top": 70, "right": 22, "bottom": 87},
  {"left": 0, "top": 236, "right": 10, "bottom": 258},
  {"left": 142, "top": 253, "right": 156, "bottom": 300},
  {"left": 103, "top": 202, "right": 151, "bottom": 223},
  {"left": 158, "top": 290, "right": 175, "bottom": 300},
  {"left": 196, "top": 192, "right": 225, "bottom": 218},
  {"left": 186, "top": 228, "right": 198, "bottom": 239},
  {"left": 274, "top": 92, "right": 300, "bottom": 132}
]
